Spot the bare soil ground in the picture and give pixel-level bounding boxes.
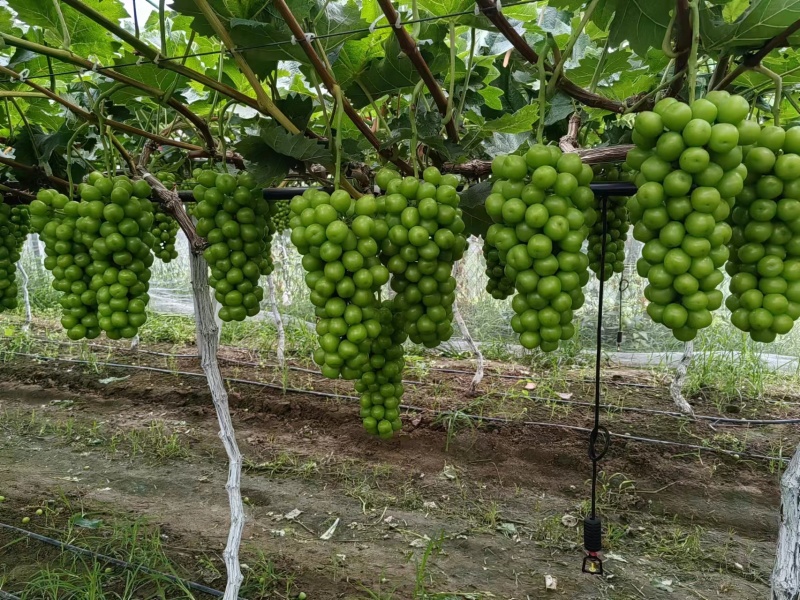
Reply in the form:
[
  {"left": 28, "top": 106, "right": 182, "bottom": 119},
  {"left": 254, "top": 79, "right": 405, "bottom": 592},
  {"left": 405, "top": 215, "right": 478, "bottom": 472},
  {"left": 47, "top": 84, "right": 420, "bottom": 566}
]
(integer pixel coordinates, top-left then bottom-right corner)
[{"left": 0, "top": 343, "right": 795, "bottom": 599}]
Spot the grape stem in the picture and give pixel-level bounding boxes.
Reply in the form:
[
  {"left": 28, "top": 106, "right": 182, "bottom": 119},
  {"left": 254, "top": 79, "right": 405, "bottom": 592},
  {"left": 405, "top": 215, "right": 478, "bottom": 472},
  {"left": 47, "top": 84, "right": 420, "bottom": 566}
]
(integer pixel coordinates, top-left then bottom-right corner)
[
  {"left": 410, "top": 80, "right": 425, "bottom": 178},
  {"left": 442, "top": 21, "right": 457, "bottom": 127},
  {"left": 588, "top": 36, "right": 610, "bottom": 94},
  {"left": 455, "top": 27, "right": 477, "bottom": 128},
  {"left": 661, "top": 8, "right": 679, "bottom": 59},
  {"left": 754, "top": 65, "right": 783, "bottom": 126},
  {"left": 559, "top": 113, "right": 582, "bottom": 153},
  {"left": 546, "top": 0, "right": 602, "bottom": 98},
  {"left": 66, "top": 123, "right": 90, "bottom": 200},
  {"left": 623, "top": 69, "right": 687, "bottom": 114},
  {"left": 333, "top": 85, "right": 344, "bottom": 191},
  {"left": 686, "top": 0, "right": 700, "bottom": 104},
  {"left": 50, "top": 0, "right": 71, "bottom": 50},
  {"left": 537, "top": 49, "right": 547, "bottom": 145}
]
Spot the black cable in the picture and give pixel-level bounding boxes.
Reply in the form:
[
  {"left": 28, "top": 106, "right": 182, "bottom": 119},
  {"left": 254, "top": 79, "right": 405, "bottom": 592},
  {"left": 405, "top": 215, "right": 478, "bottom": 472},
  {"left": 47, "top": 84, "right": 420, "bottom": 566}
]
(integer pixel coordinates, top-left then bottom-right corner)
[
  {"left": 0, "top": 522, "right": 233, "bottom": 599},
  {"left": 584, "top": 195, "right": 610, "bottom": 573}
]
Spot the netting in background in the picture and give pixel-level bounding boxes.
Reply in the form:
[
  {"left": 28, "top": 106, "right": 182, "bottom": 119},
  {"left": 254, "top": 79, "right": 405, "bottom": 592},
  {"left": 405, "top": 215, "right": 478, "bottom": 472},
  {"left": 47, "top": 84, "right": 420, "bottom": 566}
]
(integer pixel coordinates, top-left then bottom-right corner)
[{"left": 16, "top": 228, "right": 800, "bottom": 374}]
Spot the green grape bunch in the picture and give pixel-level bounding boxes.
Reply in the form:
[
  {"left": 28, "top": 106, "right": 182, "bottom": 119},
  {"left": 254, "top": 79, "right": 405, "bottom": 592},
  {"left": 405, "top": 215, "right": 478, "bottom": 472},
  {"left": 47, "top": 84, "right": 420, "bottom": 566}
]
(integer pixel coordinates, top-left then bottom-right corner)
[
  {"left": 192, "top": 170, "right": 272, "bottom": 322},
  {"left": 0, "top": 202, "right": 30, "bottom": 312},
  {"left": 149, "top": 204, "right": 180, "bottom": 263},
  {"left": 483, "top": 238, "right": 515, "bottom": 299},
  {"left": 269, "top": 200, "right": 291, "bottom": 234},
  {"left": 288, "top": 187, "right": 403, "bottom": 437},
  {"left": 726, "top": 125, "right": 800, "bottom": 342},
  {"left": 31, "top": 173, "right": 157, "bottom": 341},
  {"left": 628, "top": 91, "right": 751, "bottom": 342},
  {"left": 588, "top": 196, "right": 630, "bottom": 281},
  {"left": 486, "top": 145, "right": 594, "bottom": 352},
  {"left": 374, "top": 166, "right": 468, "bottom": 349}
]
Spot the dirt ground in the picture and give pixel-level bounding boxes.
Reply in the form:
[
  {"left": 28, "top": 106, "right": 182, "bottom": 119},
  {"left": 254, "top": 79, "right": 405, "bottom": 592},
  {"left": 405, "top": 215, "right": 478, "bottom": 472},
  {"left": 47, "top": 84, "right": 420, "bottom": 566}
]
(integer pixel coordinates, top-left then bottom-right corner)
[{"left": 0, "top": 347, "right": 793, "bottom": 599}]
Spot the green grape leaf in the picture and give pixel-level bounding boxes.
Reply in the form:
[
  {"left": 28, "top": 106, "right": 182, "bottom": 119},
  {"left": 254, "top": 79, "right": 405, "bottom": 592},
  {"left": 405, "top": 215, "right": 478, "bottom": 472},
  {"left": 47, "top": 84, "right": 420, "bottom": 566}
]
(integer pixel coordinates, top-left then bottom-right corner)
[
  {"left": 482, "top": 103, "right": 539, "bottom": 134},
  {"left": 565, "top": 49, "right": 634, "bottom": 89},
  {"left": 459, "top": 180, "right": 493, "bottom": 238},
  {"left": 6, "top": 0, "right": 128, "bottom": 60},
  {"left": 478, "top": 86, "right": 504, "bottom": 110},
  {"left": 702, "top": 0, "right": 800, "bottom": 50},
  {"left": 274, "top": 94, "right": 315, "bottom": 130},
  {"left": 260, "top": 126, "right": 333, "bottom": 165},
  {"left": 105, "top": 54, "right": 188, "bottom": 102},
  {"left": 332, "top": 34, "right": 387, "bottom": 89},
  {"left": 607, "top": 0, "right": 672, "bottom": 57},
  {"left": 236, "top": 136, "right": 293, "bottom": 185},
  {"left": 417, "top": 0, "right": 473, "bottom": 16},
  {"left": 545, "top": 93, "right": 576, "bottom": 126}
]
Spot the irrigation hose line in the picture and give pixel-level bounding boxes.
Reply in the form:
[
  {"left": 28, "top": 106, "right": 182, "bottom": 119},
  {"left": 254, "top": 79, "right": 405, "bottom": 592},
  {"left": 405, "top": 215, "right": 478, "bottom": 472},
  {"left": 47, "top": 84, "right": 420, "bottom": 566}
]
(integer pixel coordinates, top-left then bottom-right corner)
[
  {"left": 3, "top": 350, "right": 789, "bottom": 464},
  {"left": 16, "top": 336, "right": 800, "bottom": 426},
  {"left": 0, "top": 522, "right": 237, "bottom": 599}
]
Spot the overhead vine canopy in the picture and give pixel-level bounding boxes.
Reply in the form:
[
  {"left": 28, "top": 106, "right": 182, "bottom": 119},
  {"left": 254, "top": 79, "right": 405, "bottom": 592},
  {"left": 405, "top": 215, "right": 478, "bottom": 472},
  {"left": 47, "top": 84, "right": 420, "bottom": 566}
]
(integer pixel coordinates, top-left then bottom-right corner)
[{"left": 0, "top": 0, "right": 798, "bottom": 198}]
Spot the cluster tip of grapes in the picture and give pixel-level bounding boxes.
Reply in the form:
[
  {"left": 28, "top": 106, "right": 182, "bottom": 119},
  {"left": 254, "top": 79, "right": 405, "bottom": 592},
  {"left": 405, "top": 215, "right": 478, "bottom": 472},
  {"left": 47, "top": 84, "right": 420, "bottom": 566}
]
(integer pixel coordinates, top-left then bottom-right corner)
[
  {"left": 192, "top": 170, "right": 271, "bottom": 322},
  {"left": 150, "top": 172, "right": 180, "bottom": 263},
  {"left": 486, "top": 145, "right": 593, "bottom": 352},
  {"left": 726, "top": 125, "right": 800, "bottom": 342},
  {"left": 628, "top": 91, "right": 747, "bottom": 342},
  {"left": 32, "top": 173, "right": 156, "bottom": 341}
]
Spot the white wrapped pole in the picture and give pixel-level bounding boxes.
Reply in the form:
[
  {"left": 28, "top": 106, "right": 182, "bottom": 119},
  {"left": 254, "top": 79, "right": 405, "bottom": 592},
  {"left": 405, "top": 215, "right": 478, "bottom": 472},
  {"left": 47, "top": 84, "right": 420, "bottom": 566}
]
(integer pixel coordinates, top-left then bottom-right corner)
[
  {"left": 267, "top": 273, "right": 285, "bottom": 369},
  {"left": 189, "top": 251, "right": 244, "bottom": 599},
  {"left": 670, "top": 341, "right": 695, "bottom": 416},
  {"left": 18, "top": 263, "right": 31, "bottom": 332},
  {"left": 772, "top": 443, "right": 800, "bottom": 600}
]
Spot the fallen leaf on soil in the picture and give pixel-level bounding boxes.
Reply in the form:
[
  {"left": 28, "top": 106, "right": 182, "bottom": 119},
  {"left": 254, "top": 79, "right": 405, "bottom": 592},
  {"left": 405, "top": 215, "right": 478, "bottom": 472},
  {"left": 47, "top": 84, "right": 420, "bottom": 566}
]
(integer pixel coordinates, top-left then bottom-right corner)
[
  {"left": 556, "top": 392, "right": 573, "bottom": 400},
  {"left": 545, "top": 574, "right": 557, "bottom": 590},
  {"left": 605, "top": 552, "right": 627, "bottom": 563},
  {"left": 422, "top": 501, "right": 437, "bottom": 510},
  {"left": 284, "top": 509, "right": 302, "bottom": 520},
  {"left": 320, "top": 518, "right": 339, "bottom": 540},
  {"left": 524, "top": 382, "right": 536, "bottom": 390},
  {"left": 653, "top": 579, "right": 674, "bottom": 592},
  {"left": 71, "top": 516, "right": 103, "bottom": 529},
  {"left": 561, "top": 514, "right": 578, "bottom": 527},
  {"left": 497, "top": 522, "right": 517, "bottom": 536},
  {"left": 98, "top": 376, "right": 130, "bottom": 385},
  {"left": 409, "top": 536, "right": 431, "bottom": 548},
  {"left": 442, "top": 464, "right": 457, "bottom": 479}
]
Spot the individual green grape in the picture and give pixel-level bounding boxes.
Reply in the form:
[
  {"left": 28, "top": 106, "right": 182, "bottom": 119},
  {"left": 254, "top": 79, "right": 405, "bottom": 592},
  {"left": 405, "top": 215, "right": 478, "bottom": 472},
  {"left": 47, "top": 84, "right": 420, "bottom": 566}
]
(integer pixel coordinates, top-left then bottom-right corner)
[
  {"left": 193, "top": 170, "right": 272, "bottom": 322},
  {"left": 374, "top": 166, "right": 468, "bottom": 349},
  {"left": 629, "top": 93, "right": 747, "bottom": 341},
  {"left": 588, "top": 196, "right": 629, "bottom": 281},
  {"left": 726, "top": 124, "right": 800, "bottom": 343},
  {"left": 487, "top": 145, "right": 593, "bottom": 352}
]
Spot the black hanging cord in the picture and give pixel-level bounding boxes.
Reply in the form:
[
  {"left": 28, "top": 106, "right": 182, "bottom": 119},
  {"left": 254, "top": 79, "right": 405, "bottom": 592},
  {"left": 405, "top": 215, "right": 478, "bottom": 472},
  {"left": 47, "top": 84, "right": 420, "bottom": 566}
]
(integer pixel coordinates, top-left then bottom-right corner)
[
  {"left": 584, "top": 195, "right": 611, "bottom": 575},
  {"left": 617, "top": 273, "right": 629, "bottom": 350}
]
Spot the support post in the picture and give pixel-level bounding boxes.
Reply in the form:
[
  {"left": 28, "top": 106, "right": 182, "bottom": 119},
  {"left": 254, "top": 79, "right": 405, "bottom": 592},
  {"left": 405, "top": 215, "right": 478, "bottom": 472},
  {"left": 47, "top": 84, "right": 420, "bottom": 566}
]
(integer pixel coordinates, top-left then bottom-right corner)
[
  {"left": 670, "top": 341, "right": 695, "bottom": 416},
  {"left": 189, "top": 251, "right": 244, "bottom": 600},
  {"left": 772, "top": 443, "right": 800, "bottom": 600}
]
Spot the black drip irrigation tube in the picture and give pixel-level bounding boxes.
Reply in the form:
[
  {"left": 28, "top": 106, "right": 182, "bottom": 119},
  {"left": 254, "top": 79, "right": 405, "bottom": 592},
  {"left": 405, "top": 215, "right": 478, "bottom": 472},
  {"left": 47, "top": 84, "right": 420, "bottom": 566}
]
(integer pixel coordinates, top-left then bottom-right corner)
[
  {"left": 4, "top": 351, "right": 790, "bottom": 464},
  {"left": 0, "top": 522, "right": 234, "bottom": 599},
  {"left": 13, "top": 337, "right": 800, "bottom": 427}
]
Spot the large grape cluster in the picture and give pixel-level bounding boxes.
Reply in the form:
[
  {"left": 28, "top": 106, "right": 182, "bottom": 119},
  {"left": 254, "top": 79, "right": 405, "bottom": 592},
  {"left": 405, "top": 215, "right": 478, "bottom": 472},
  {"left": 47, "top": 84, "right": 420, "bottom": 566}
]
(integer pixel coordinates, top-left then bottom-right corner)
[
  {"left": 290, "top": 188, "right": 389, "bottom": 378},
  {"left": 628, "top": 92, "right": 750, "bottom": 341},
  {"left": 192, "top": 170, "right": 271, "bottom": 322},
  {"left": 289, "top": 188, "right": 405, "bottom": 436},
  {"left": 374, "top": 167, "right": 468, "bottom": 348},
  {"left": 726, "top": 125, "right": 800, "bottom": 342},
  {"left": 587, "top": 195, "right": 630, "bottom": 281},
  {"left": 0, "top": 202, "right": 29, "bottom": 312},
  {"left": 32, "top": 174, "right": 156, "bottom": 340},
  {"left": 487, "top": 145, "right": 593, "bottom": 352}
]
